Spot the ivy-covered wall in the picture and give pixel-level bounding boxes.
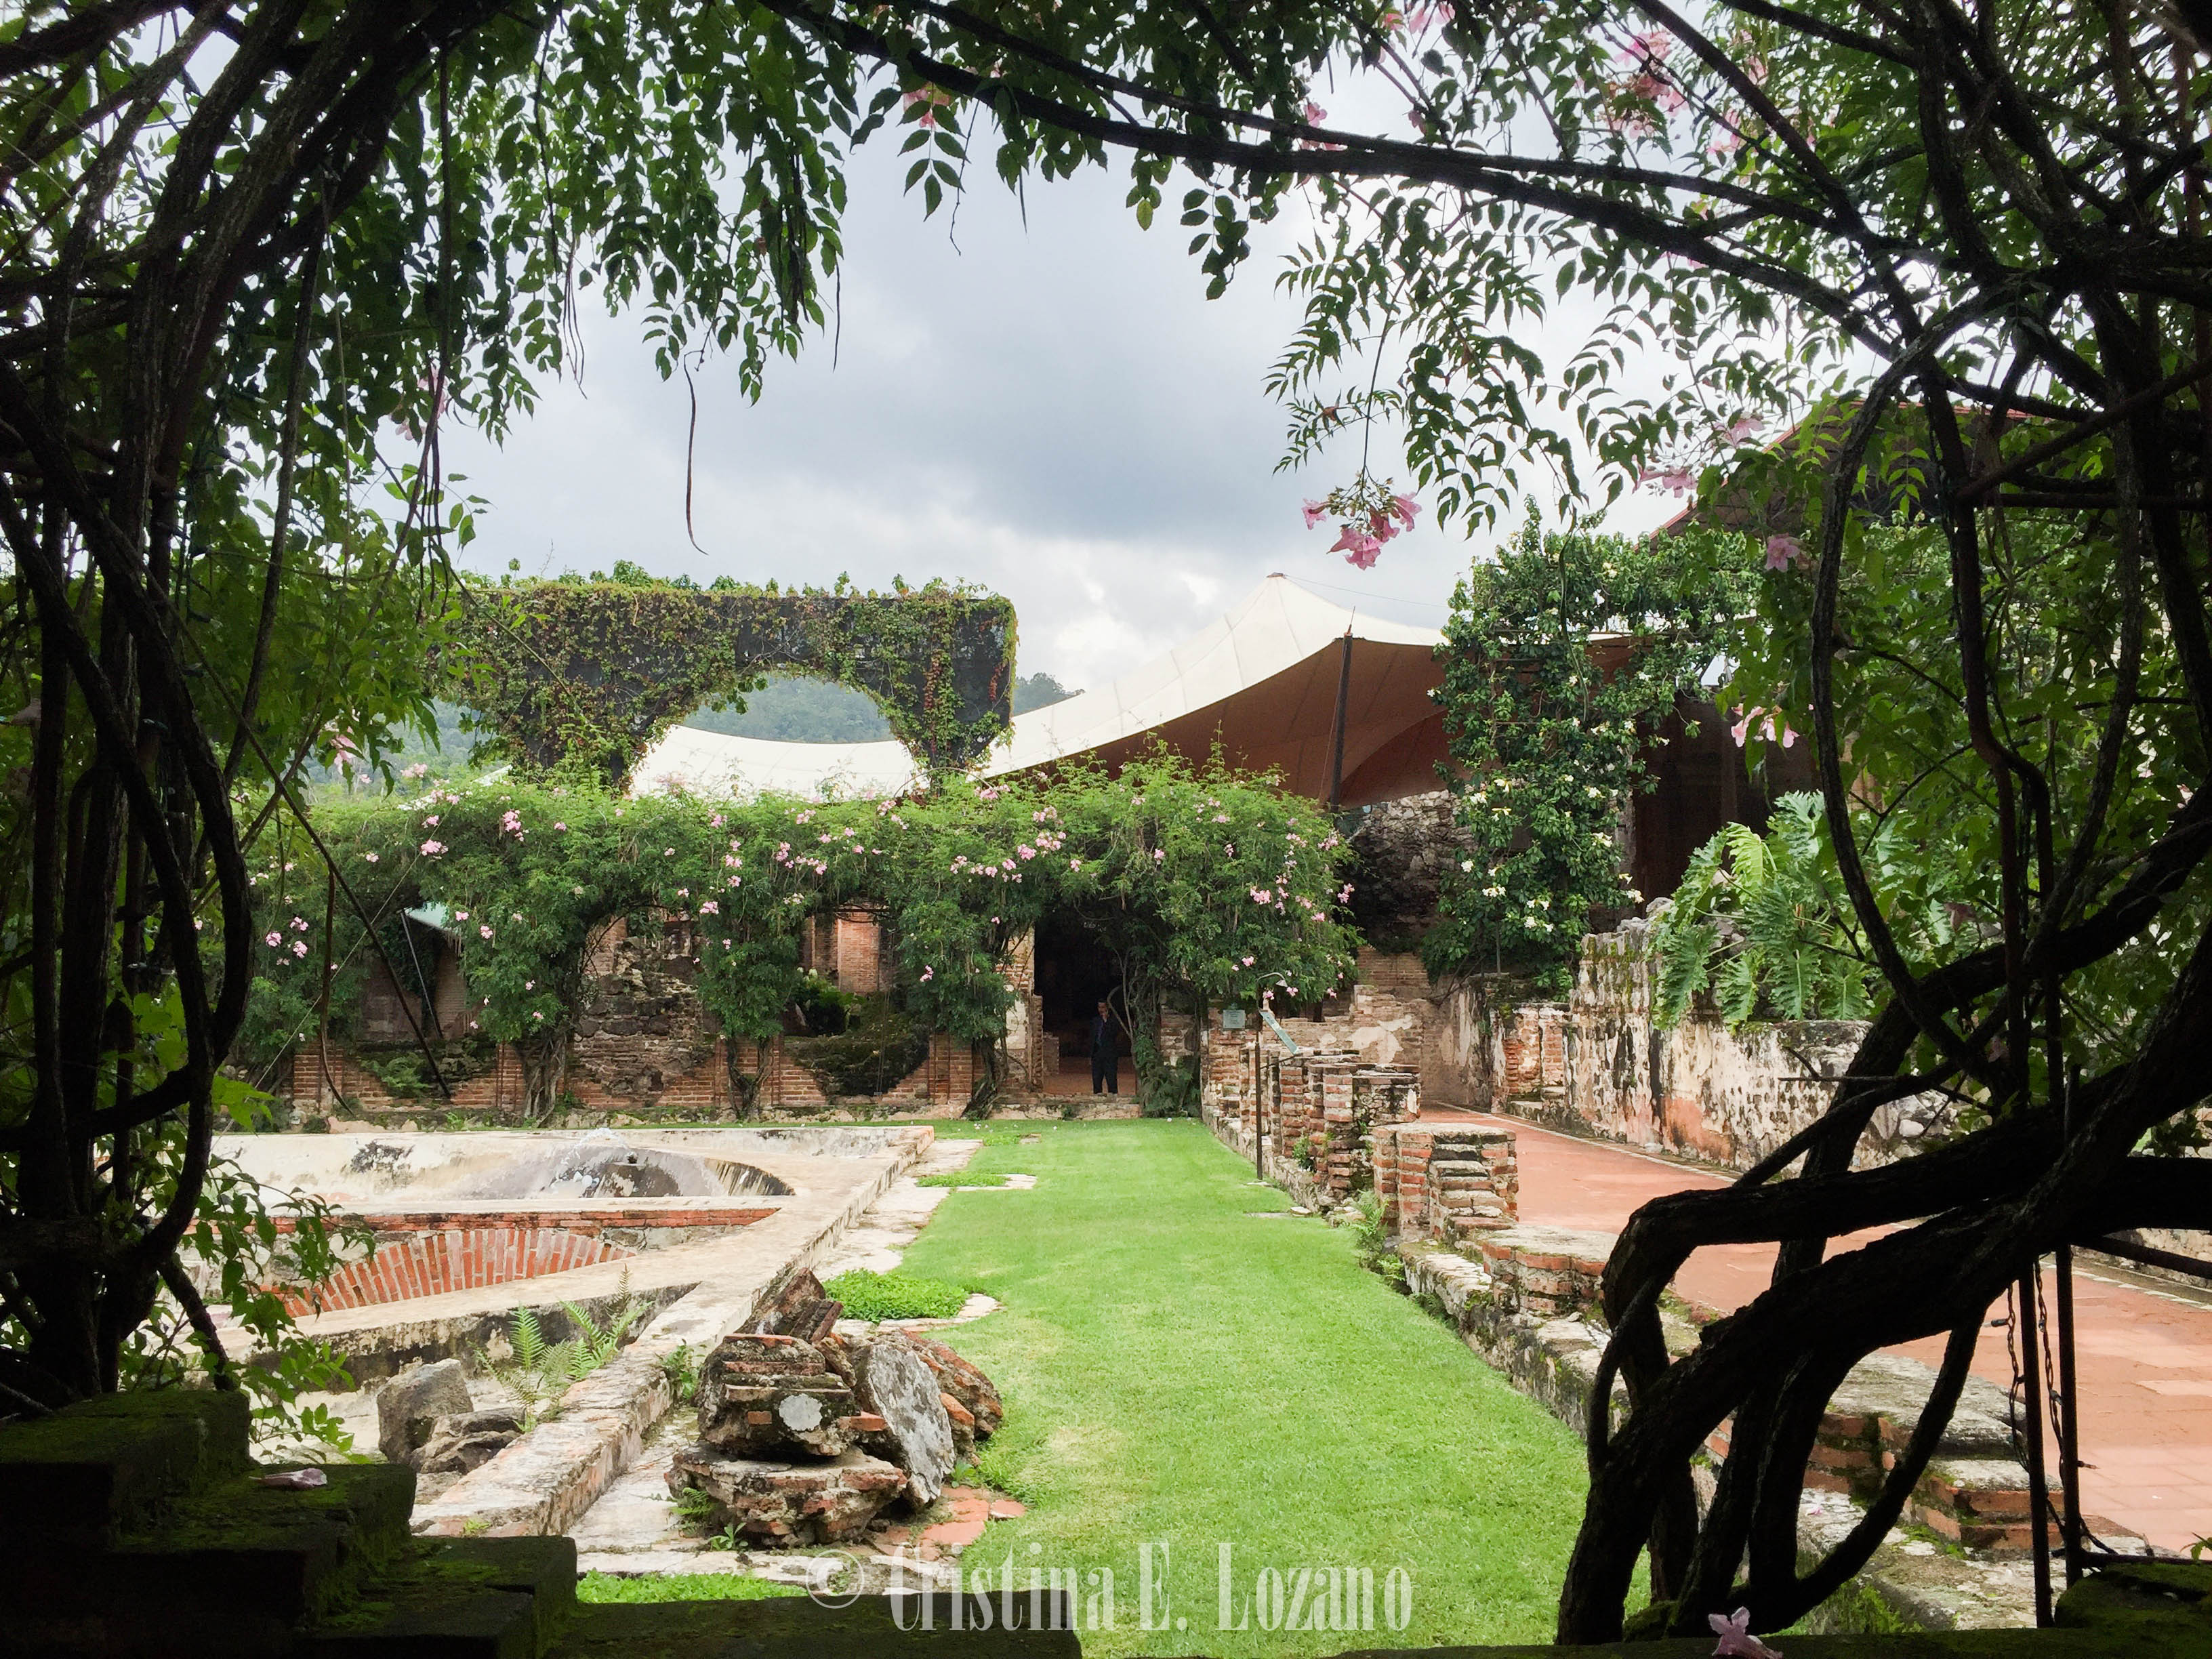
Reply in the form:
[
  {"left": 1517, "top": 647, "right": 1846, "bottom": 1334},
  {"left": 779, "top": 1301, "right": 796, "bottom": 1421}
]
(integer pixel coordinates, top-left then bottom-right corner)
[
  {"left": 239, "top": 756, "right": 1361, "bottom": 1118},
  {"left": 448, "top": 574, "right": 1017, "bottom": 785}
]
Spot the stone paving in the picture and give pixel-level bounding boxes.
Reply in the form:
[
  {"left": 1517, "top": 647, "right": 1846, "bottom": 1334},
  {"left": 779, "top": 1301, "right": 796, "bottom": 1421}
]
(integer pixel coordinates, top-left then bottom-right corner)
[{"left": 1431, "top": 1108, "right": 2212, "bottom": 1553}]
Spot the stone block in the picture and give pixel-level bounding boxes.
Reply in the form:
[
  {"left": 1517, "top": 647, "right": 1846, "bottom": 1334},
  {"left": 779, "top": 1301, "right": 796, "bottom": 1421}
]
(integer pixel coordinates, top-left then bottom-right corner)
[
  {"left": 0, "top": 1388, "right": 252, "bottom": 1550},
  {"left": 377, "top": 1360, "right": 474, "bottom": 1466},
  {"left": 905, "top": 1333, "right": 1003, "bottom": 1443},
  {"left": 848, "top": 1333, "right": 956, "bottom": 1506},
  {"left": 698, "top": 1333, "right": 862, "bottom": 1458}
]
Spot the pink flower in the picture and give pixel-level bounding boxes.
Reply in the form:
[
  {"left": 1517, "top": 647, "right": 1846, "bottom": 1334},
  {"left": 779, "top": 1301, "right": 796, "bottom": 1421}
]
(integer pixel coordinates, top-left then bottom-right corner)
[
  {"left": 1018, "top": 844, "right": 1036, "bottom": 860},
  {"left": 1303, "top": 100, "right": 1327, "bottom": 123},
  {"left": 401, "top": 763, "right": 428, "bottom": 780},
  {"left": 921, "top": 966, "right": 934, "bottom": 983},
  {"left": 291, "top": 940, "right": 308, "bottom": 958},
  {"left": 1330, "top": 526, "right": 1385, "bottom": 568},
  {"left": 699, "top": 900, "right": 719, "bottom": 914},
  {"left": 478, "top": 924, "right": 493, "bottom": 939},
  {"left": 1708, "top": 1609, "right": 1784, "bottom": 1658},
  {"left": 364, "top": 851, "right": 380, "bottom": 863},
  {"left": 1302, "top": 499, "right": 1328, "bottom": 527},
  {"left": 1641, "top": 465, "right": 1695, "bottom": 495},
  {"left": 1723, "top": 416, "right": 1761, "bottom": 442},
  {"left": 1069, "top": 857, "right": 1082, "bottom": 871},
  {"left": 1242, "top": 956, "right": 1256, "bottom": 967},
  {"left": 420, "top": 840, "right": 445, "bottom": 856},
  {"left": 265, "top": 932, "right": 282, "bottom": 947},
  {"left": 1391, "top": 493, "right": 1420, "bottom": 526},
  {"left": 1765, "top": 533, "right": 1803, "bottom": 571}
]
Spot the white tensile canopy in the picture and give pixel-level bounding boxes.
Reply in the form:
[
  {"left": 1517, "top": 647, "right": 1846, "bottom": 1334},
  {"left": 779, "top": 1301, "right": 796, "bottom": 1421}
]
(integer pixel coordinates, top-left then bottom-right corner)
[{"left": 631, "top": 573, "right": 1450, "bottom": 807}]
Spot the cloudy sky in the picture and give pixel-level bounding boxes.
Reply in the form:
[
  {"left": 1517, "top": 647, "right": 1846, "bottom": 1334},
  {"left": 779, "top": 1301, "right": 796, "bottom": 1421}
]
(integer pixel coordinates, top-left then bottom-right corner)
[{"left": 443, "top": 138, "right": 1677, "bottom": 696}]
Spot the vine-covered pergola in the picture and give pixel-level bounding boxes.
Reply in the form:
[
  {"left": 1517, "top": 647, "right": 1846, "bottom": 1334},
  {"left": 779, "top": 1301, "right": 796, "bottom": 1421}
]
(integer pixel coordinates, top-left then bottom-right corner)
[{"left": 448, "top": 577, "right": 1018, "bottom": 786}]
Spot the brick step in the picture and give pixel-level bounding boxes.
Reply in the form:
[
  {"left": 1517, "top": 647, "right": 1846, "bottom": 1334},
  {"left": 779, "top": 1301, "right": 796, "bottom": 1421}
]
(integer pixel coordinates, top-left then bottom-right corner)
[
  {"left": 0, "top": 1387, "right": 251, "bottom": 1550},
  {"left": 303, "top": 1537, "right": 578, "bottom": 1659}
]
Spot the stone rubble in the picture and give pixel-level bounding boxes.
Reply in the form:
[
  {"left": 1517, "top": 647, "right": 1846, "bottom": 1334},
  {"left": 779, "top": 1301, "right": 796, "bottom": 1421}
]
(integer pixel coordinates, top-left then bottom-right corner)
[
  {"left": 669, "top": 1267, "right": 1002, "bottom": 1546},
  {"left": 413, "top": 1408, "right": 525, "bottom": 1478},
  {"left": 697, "top": 1331, "right": 871, "bottom": 1459},
  {"left": 668, "top": 1443, "right": 909, "bottom": 1545}
]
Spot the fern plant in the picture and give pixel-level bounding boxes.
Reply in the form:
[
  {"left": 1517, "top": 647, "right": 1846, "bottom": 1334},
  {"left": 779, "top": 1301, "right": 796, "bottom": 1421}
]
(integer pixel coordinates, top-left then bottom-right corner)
[
  {"left": 480, "top": 1282, "right": 647, "bottom": 1427},
  {"left": 1651, "top": 794, "right": 1969, "bottom": 1031}
]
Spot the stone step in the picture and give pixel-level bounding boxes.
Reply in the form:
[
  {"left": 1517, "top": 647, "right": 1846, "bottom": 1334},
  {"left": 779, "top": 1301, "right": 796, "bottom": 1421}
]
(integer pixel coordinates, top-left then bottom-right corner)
[
  {"left": 548, "top": 1590, "right": 1081, "bottom": 1658},
  {"left": 303, "top": 1536, "right": 578, "bottom": 1659},
  {"left": 0, "top": 1387, "right": 252, "bottom": 1549},
  {"left": 1, "top": 1460, "right": 415, "bottom": 1655}
]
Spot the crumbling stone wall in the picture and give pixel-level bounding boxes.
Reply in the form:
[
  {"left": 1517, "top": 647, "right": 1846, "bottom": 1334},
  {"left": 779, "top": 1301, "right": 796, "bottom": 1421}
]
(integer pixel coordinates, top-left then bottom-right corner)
[
  {"left": 1345, "top": 791, "right": 1470, "bottom": 948},
  {"left": 1425, "top": 917, "right": 1936, "bottom": 1172},
  {"left": 569, "top": 924, "right": 723, "bottom": 1108}
]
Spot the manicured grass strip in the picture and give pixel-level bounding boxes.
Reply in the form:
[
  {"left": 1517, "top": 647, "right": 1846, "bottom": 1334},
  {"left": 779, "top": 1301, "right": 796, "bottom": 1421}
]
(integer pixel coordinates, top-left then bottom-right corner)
[
  {"left": 824, "top": 1267, "right": 970, "bottom": 1320},
  {"left": 898, "top": 1120, "right": 1593, "bottom": 1658},
  {"left": 917, "top": 1170, "right": 1009, "bottom": 1188},
  {"left": 577, "top": 1572, "right": 803, "bottom": 1603}
]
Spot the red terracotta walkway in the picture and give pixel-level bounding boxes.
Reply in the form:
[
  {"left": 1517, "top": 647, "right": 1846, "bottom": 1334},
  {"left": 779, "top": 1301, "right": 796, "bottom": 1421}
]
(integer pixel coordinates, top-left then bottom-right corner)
[{"left": 1430, "top": 1109, "right": 2212, "bottom": 1553}]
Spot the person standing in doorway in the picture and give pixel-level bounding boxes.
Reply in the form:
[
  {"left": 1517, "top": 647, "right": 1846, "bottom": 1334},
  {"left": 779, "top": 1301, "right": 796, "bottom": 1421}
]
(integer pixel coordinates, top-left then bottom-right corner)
[{"left": 1090, "top": 998, "right": 1119, "bottom": 1096}]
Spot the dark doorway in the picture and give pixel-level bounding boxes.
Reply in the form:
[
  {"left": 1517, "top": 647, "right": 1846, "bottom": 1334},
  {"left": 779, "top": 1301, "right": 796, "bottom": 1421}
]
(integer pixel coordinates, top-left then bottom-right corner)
[
  {"left": 1626, "top": 693, "right": 1820, "bottom": 909},
  {"left": 1033, "top": 914, "right": 1128, "bottom": 1094}
]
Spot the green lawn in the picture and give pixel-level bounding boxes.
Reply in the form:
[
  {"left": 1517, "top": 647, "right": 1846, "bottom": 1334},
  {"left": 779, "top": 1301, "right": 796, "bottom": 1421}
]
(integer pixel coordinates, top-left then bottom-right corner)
[{"left": 907, "top": 1120, "right": 1591, "bottom": 1656}]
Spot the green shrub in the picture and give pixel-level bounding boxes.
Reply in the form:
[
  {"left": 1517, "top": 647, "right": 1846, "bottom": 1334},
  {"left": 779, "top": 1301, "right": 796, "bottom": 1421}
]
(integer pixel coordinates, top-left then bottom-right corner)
[
  {"left": 916, "top": 1170, "right": 1006, "bottom": 1187},
  {"left": 824, "top": 1267, "right": 969, "bottom": 1320}
]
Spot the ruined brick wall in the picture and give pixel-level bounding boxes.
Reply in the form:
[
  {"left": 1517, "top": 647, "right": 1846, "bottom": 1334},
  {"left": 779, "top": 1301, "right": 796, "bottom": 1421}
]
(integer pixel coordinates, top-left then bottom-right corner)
[
  {"left": 831, "top": 909, "right": 883, "bottom": 994},
  {"left": 1425, "top": 918, "right": 1933, "bottom": 1172},
  {"left": 1373, "top": 1123, "right": 1518, "bottom": 1244},
  {"left": 1345, "top": 791, "right": 1470, "bottom": 945},
  {"left": 568, "top": 928, "right": 724, "bottom": 1110},
  {"left": 1204, "top": 1046, "right": 1420, "bottom": 1202},
  {"left": 283, "top": 1042, "right": 530, "bottom": 1119}
]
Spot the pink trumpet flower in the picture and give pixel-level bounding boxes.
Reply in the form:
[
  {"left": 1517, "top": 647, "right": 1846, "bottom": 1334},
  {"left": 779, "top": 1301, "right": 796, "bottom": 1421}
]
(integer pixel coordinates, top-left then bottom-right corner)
[{"left": 1708, "top": 1608, "right": 1784, "bottom": 1659}]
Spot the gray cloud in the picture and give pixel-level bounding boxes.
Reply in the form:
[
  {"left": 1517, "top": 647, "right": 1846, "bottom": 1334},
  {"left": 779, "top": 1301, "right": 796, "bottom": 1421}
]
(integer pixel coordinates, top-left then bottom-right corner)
[{"left": 444, "top": 140, "right": 1673, "bottom": 691}]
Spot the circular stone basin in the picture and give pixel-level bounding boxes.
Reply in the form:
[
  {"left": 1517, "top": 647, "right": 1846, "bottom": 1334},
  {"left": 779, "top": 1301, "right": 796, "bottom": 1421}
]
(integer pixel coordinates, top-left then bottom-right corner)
[{"left": 457, "top": 1142, "right": 791, "bottom": 1201}]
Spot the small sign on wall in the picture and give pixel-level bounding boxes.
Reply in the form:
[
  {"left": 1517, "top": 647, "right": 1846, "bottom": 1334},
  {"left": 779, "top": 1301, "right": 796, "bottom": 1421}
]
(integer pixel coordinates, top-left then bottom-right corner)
[{"left": 1219, "top": 1006, "right": 1247, "bottom": 1030}]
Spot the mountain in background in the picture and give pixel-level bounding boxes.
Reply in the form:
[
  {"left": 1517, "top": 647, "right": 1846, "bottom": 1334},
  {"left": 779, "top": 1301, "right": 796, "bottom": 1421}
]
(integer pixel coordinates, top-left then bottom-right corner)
[
  {"left": 313, "top": 672, "right": 1080, "bottom": 790},
  {"left": 680, "top": 670, "right": 1077, "bottom": 743}
]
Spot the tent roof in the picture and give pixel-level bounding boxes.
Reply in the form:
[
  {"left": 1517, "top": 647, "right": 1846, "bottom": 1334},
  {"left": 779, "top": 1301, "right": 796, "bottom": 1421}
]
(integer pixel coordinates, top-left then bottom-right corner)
[{"left": 631, "top": 573, "right": 1450, "bottom": 806}]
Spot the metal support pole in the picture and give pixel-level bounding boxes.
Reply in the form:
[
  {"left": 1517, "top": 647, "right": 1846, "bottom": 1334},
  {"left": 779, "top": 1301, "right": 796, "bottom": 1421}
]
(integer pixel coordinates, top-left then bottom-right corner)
[
  {"left": 1327, "top": 630, "right": 1353, "bottom": 812},
  {"left": 2055, "top": 1243, "right": 2085, "bottom": 1585},
  {"left": 2020, "top": 1263, "right": 2053, "bottom": 1626}
]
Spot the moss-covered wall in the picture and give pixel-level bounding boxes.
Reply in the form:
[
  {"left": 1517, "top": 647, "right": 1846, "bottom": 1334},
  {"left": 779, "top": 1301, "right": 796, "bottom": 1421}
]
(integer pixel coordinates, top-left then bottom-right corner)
[{"left": 449, "top": 577, "right": 1017, "bottom": 786}]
